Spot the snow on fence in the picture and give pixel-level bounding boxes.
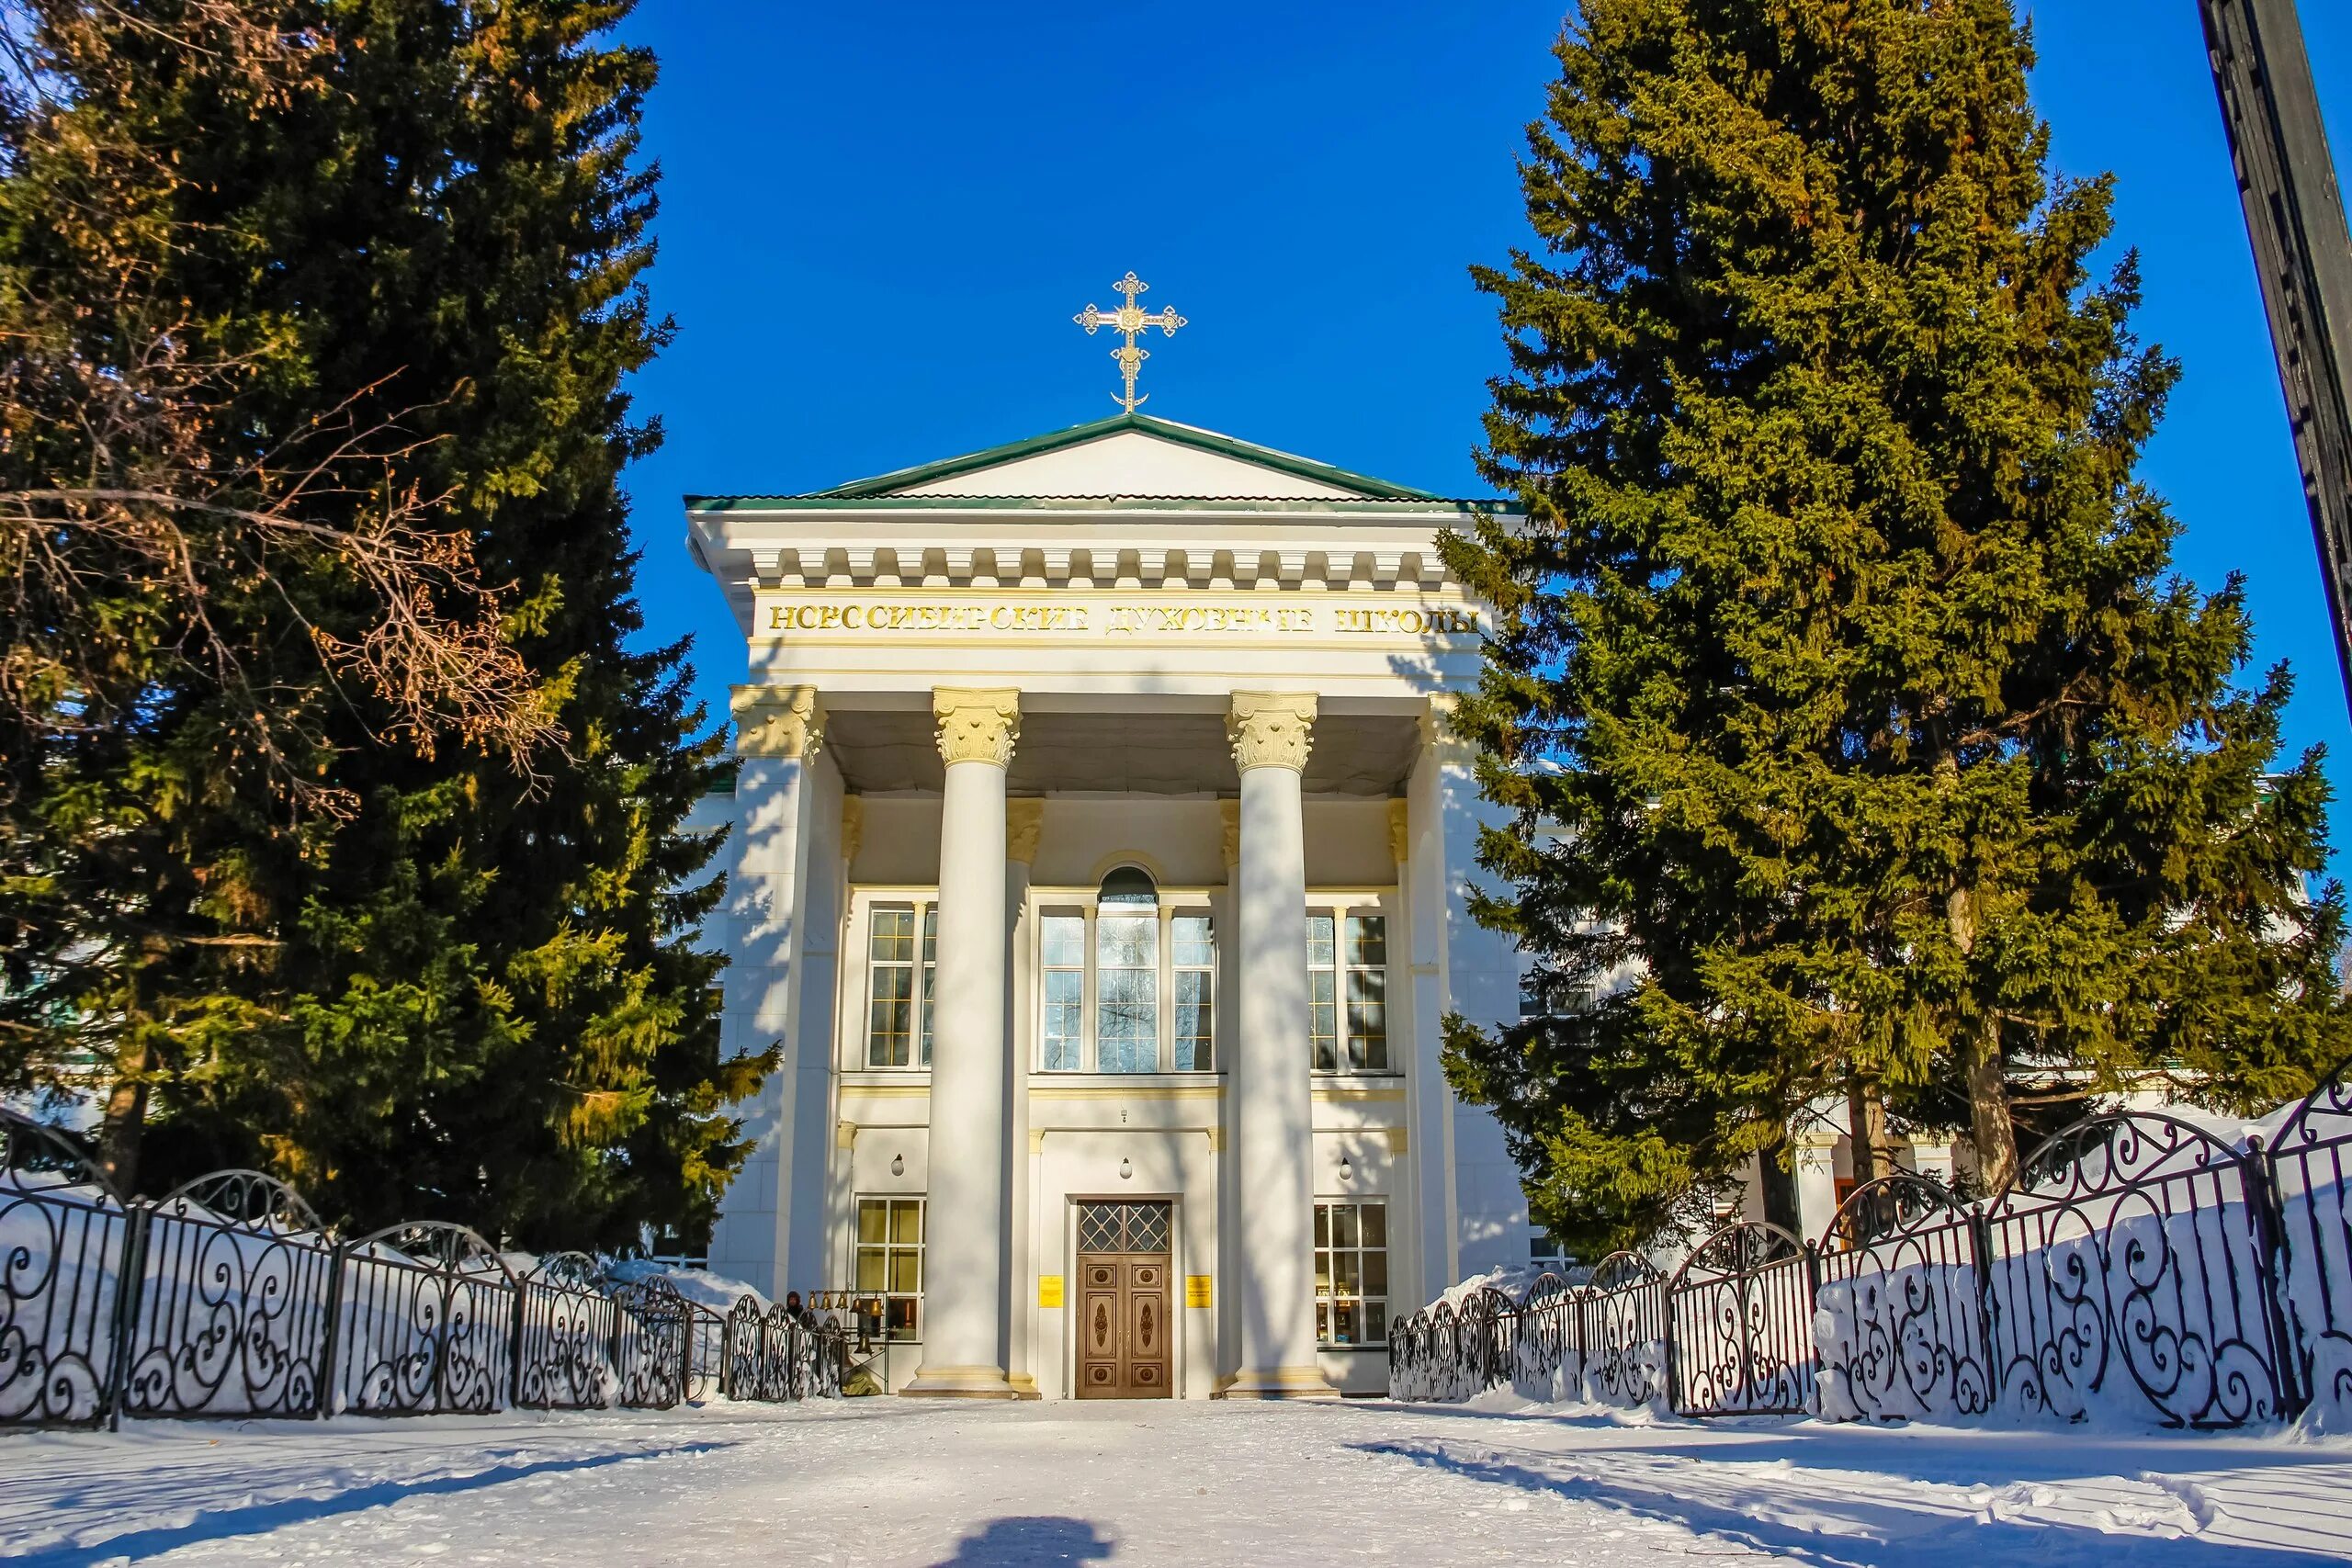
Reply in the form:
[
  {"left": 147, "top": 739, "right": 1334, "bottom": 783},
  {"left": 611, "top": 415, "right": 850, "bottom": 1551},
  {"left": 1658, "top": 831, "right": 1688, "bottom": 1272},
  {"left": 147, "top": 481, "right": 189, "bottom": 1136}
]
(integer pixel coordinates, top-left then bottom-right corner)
[
  {"left": 1389, "top": 1060, "right": 2352, "bottom": 1431},
  {"left": 0, "top": 1112, "right": 853, "bottom": 1430}
]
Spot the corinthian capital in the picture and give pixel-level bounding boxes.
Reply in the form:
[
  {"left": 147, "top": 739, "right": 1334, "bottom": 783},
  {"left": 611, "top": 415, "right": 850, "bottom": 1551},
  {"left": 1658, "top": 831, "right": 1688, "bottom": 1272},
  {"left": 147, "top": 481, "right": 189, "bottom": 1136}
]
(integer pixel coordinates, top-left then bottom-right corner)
[
  {"left": 731, "top": 684, "right": 825, "bottom": 759},
  {"left": 933, "top": 687, "right": 1021, "bottom": 768},
  {"left": 1227, "top": 692, "right": 1317, "bottom": 773}
]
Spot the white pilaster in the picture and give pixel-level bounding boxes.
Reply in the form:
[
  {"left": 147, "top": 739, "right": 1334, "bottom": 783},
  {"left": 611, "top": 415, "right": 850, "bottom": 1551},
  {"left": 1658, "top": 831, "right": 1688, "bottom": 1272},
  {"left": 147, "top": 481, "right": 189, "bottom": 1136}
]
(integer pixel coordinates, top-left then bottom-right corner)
[
  {"left": 1218, "top": 692, "right": 1339, "bottom": 1399},
  {"left": 1795, "top": 1132, "right": 1842, "bottom": 1240},
  {"left": 905, "top": 687, "right": 1022, "bottom": 1399},
  {"left": 1401, "top": 718, "right": 1461, "bottom": 1303},
  {"left": 708, "top": 685, "right": 833, "bottom": 1299}
]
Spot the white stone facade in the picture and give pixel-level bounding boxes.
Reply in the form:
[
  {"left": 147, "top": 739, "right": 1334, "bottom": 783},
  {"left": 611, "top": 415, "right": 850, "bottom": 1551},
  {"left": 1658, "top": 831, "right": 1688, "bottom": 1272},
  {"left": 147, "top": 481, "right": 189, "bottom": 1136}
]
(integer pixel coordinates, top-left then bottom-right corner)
[{"left": 684, "top": 414, "right": 1537, "bottom": 1398}]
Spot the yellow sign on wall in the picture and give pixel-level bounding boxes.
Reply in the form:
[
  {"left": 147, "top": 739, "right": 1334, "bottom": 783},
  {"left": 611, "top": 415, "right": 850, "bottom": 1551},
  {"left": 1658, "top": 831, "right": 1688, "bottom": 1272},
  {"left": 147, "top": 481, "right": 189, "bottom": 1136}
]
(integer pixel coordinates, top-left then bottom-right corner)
[
  {"left": 1184, "top": 1275, "right": 1213, "bottom": 1308},
  {"left": 1038, "top": 1275, "right": 1065, "bottom": 1308}
]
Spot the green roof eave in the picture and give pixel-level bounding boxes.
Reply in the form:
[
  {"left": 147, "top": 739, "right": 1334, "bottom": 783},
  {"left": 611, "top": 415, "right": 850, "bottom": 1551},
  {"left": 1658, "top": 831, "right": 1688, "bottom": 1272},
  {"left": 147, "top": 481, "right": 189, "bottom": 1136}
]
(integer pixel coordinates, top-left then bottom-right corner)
[
  {"left": 684, "top": 493, "right": 1520, "bottom": 517},
  {"left": 751, "top": 412, "right": 1446, "bottom": 502}
]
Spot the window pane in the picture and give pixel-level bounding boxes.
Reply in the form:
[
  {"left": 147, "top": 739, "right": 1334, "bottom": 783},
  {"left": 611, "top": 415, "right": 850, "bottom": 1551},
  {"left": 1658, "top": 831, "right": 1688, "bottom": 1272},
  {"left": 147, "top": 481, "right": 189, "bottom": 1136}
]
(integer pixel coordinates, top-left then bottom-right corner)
[
  {"left": 891, "top": 1201, "right": 923, "bottom": 1244},
  {"left": 858, "top": 1201, "right": 887, "bottom": 1243},
  {"left": 1042, "top": 913, "right": 1086, "bottom": 969},
  {"left": 1097, "top": 965, "right": 1157, "bottom": 1073},
  {"left": 1043, "top": 969, "right": 1083, "bottom": 1071},
  {"left": 1347, "top": 969, "right": 1387, "bottom": 1072},
  {"left": 868, "top": 964, "right": 912, "bottom": 1067},
  {"left": 1316, "top": 1301, "right": 1329, "bottom": 1342},
  {"left": 1306, "top": 913, "right": 1335, "bottom": 967},
  {"left": 1313, "top": 1203, "right": 1330, "bottom": 1247},
  {"left": 1364, "top": 1301, "right": 1387, "bottom": 1345},
  {"left": 922, "top": 907, "right": 937, "bottom": 962},
  {"left": 855, "top": 1250, "right": 884, "bottom": 1291},
  {"left": 1346, "top": 914, "right": 1386, "bottom": 966},
  {"left": 1362, "top": 1203, "right": 1386, "bottom": 1247},
  {"left": 1314, "top": 1249, "right": 1330, "bottom": 1292},
  {"left": 1331, "top": 1203, "right": 1360, "bottom": 1247},
  {"left": 869, "top": 907, "right": 914, "bottom": 962},
  {"left": 1363, "top": 1250, "right": 1388, "bottom": 1297},
  {"left": 1310, "top": 971, "right": 1338, "bottom": 1072},
  {"left": 887, "top": 1297, "right": 919, "bottom": 1339},
  {"left": 1332, "top": 1300, "right": 1358, "bottom": 1345},
  {"left": 1097, "top": 914, "right": 1157, "bottom": 969},
  {"left": 1334, "top": 1252, "right": 1361, "bottom": 1294},
  {"left": 890, "top": 1252, "right": 921, "bottom": 1292},
  {"left": 1172, "top": 970, "right": 1213, "bottom": 1072},
  {"left": 920, "top": 964, "right": 934, "bottom": 1066},
  {"left": 1171, "top": 914, "right": 1214, "bottom": 967}
]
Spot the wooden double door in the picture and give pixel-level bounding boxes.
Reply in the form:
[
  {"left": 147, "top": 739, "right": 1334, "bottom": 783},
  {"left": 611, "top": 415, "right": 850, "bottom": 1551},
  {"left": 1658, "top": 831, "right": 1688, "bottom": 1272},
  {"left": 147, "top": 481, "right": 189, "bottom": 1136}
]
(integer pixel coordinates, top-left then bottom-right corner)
[{"left": 1076, "top": 1201, "right": 1171, "bottom": 1399}]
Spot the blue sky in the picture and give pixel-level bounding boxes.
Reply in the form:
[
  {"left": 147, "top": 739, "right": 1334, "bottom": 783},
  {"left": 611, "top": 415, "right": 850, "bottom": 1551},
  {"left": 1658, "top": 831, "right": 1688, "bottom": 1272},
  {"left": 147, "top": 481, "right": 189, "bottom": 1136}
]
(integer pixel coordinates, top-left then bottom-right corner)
[{"left": 614, "top": 1, "right": 2352, "bottom": 872}]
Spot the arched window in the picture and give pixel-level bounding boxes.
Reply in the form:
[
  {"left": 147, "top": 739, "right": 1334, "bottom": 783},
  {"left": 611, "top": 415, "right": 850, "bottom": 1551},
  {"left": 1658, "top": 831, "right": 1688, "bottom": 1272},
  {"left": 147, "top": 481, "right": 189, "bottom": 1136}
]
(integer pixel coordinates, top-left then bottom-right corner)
[
  {"left": 1035, "top": 866, "right": 1216, "bottom": 1074},
  {"left": 1095, "top": 868, "right": 1159, "bottom": 1072}
]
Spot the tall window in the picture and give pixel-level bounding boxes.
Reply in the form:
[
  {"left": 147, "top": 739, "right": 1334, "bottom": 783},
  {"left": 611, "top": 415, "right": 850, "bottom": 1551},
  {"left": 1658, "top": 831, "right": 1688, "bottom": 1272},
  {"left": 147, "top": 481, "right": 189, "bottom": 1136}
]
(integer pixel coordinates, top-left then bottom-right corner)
[
  {"left": 1042, "top": 911, "right": 1086, "bottom": 1071},
  {"left": 1096, "top": 869, "right": 1159, "bottom": 1073},
  {"left": 865, "top": 904, "right": 938, "bottom": 1068},
  {"left": 1308, "top": 915, "right": 1340, "bottom": 1071},
  {"left": 854, "top": 1196, "right": 924, "bottom": 1340},
  {"left": 1315, "top": 1200, "right": 1388, "bottom": 1347},
  {"left": 1309, "top": 910, "right": 1389, "bottom": 1072},
  {"left": 1171, "top": 914, "right": 1215, "bottom": 1071},
  {"left": 1344, "top": 915, "right": 1388, "bottom": 1071},
  {"left": 919, "top": 908, "right": 937, "bottom": 1065}
]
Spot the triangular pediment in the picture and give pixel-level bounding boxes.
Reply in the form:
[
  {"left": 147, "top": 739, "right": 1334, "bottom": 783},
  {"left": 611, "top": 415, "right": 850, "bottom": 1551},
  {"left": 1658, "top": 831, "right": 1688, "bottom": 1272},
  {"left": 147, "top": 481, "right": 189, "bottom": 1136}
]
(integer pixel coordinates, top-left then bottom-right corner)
[{"left": 813, "top": 414, "right": 1435, "bottom": 502}]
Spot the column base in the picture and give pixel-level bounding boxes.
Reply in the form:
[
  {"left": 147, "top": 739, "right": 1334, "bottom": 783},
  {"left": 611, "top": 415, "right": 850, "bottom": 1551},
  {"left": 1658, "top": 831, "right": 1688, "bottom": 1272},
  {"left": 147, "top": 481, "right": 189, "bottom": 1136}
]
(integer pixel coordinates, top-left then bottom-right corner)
[
  {"left": 1212, "top": 1366, "right": 1341, "bottom": 1400},
  {"left": 901, "top": 1364, "right": 1023, "bottom": 1399},
  {"left": 1006, "top": 1372, "right": 1044, "bottom": 1401}
]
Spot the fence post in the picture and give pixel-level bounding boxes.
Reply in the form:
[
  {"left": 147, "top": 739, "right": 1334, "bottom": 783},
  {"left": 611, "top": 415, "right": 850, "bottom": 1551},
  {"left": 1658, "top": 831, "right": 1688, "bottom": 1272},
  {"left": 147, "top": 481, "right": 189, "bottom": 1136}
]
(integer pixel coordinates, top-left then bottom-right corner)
[
  {"left": 1966, "top": 1201, "right": 2001, "bottom": 1412},
  {"left": 1802, "top": 1239, "right": 1826, "bottom": 1416},
  {"left": 719, "top": 1300, "right": 737, "bottom": 1400},
  {"left": 608, "top": 1287, "right": 628, "bottom": 1396},
  {"left": 2243, "top": 1134, "right": 2307, "bottom": 1418},
  {"left": 1661, "top": 1274, "right": 1681, "bottom": 1415},
  {"left": 101, "top": 1199, "right": 151, "bottom": 1432},
  {"left": 313, "top": 1238, "right": 347, "bottom": 1420},
  {"left": 507, "top": 1276, "right": 529, "bottom": 1411}
]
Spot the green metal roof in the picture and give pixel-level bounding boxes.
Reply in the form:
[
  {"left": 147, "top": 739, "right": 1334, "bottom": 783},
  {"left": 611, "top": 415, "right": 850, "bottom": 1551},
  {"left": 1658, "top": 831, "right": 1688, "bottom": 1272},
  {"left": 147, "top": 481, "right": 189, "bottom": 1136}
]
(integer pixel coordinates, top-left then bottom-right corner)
[
  {"left": 684, "top": 492, "right": 1515, "bottom": 515},
  {"left": 684, "top": 412, "right": 1459, "bottom": 507}
]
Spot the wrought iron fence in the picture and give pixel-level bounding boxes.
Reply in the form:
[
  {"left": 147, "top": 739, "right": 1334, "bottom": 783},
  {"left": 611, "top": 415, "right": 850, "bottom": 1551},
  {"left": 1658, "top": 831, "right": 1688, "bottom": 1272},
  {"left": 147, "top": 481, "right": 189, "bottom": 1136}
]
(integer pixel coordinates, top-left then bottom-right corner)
[
  {"left": 1389, "top": 1062, "right": 2352, "bottom": 1430},
  {"left": 0, "top": 1112, "right": 848, "bottom": 1431}
]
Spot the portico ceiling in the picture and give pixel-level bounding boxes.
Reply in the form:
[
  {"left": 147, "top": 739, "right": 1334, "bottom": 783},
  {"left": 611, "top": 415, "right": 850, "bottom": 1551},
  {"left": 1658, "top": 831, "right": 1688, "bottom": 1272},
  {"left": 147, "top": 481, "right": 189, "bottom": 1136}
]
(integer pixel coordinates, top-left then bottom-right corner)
[{"left": 822, "top": 708, "right": 1422, "bottom": 797}]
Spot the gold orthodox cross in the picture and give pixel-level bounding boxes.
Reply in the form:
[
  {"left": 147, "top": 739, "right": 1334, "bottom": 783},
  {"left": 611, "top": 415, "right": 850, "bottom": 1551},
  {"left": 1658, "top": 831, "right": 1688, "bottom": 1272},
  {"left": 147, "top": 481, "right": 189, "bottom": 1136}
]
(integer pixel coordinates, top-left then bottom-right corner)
[{"left": 1074, "top": 271, "right": 1186, "bottom": 412}]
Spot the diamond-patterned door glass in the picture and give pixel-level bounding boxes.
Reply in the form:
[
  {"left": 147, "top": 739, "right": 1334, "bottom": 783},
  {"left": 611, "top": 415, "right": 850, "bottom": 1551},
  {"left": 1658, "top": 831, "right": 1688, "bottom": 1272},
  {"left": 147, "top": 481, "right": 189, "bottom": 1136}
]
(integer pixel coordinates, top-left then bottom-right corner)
[
  {"left": 1078, "top": 1204, "right": 1124, "bottom": 1253},
  {"left": 1076, "top": 1201, "right": 1173, "bottom": 1254}
]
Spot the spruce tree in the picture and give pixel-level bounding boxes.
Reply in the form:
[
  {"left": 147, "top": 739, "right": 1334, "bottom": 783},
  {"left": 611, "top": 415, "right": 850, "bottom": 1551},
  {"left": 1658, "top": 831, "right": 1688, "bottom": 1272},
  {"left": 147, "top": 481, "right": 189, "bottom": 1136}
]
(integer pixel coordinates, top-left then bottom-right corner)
[
  {"left": 1443, "top": 0, "right": 2351, "bottom": 1254},
  {"left": 0, "top": 1, "right": 766, "bottom": 1245}
]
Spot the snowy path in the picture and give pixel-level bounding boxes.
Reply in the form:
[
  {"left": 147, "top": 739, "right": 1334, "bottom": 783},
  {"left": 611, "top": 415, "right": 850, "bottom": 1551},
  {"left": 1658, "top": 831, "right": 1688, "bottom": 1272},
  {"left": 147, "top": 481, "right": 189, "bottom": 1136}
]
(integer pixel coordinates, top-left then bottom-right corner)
[{"left": 5, "top": 1398, "right": 2349, "bottom": 1565}]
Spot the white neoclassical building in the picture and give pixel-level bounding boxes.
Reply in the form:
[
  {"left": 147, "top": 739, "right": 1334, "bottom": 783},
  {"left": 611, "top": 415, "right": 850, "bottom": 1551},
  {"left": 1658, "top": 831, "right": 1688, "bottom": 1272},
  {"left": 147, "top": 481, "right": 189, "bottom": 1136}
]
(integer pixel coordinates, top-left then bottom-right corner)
[{"left": 685, "top": 412, "right": 1538, "bottom": 1398}]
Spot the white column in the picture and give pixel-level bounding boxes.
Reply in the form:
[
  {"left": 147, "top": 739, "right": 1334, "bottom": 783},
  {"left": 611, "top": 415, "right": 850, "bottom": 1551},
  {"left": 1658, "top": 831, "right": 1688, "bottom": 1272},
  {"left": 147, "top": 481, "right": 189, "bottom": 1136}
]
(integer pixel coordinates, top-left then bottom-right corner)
[
  {"left": 905, "top": 688, "right": 1022, "bottom": 1399},
  {"left": 1004, "top": 799, "right": 1043, "bottom": 1398},
  {"left": 1219, "top": 692, "right": 1339, "bottom": 1399}
]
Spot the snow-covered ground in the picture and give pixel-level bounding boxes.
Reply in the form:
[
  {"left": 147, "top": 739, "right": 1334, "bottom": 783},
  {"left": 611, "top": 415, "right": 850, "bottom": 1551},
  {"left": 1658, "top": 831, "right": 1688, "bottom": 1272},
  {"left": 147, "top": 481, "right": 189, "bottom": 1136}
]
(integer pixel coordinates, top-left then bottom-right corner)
[{"left": 4, "top": 1397, "right": 2347, "bottom": 1565}]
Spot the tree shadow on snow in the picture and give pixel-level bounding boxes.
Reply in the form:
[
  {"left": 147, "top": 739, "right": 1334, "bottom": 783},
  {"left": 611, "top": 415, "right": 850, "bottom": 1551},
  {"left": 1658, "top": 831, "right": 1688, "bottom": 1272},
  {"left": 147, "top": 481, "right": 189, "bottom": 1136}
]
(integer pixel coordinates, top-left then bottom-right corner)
[
  {"left": 1325, "top": 1399, "right": 2343, "bottom": 1487},
  {"left": 19, "top": 1443, "right": 733, "bottom": 1567},
  {"left": 1351, "top": 1438, "right": 2351, "bottom": 1568},
  {"left": 933, "top": 1515, "right": 1116, "bottom": 1564}
]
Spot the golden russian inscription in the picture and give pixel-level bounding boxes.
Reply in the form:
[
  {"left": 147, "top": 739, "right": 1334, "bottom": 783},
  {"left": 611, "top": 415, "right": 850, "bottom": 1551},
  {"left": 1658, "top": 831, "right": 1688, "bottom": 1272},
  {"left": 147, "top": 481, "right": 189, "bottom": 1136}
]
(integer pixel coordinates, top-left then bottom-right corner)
[{"left": 760, "top": 597, "right": 1476, "bottom": 639}]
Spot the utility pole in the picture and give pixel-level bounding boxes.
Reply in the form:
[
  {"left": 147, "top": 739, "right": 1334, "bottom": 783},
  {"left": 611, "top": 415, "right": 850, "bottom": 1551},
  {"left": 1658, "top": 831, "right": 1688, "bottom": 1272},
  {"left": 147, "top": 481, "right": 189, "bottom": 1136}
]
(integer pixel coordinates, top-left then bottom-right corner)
[{"left": 2203, "top": 0, "right": 2352, "bottom": 716}]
